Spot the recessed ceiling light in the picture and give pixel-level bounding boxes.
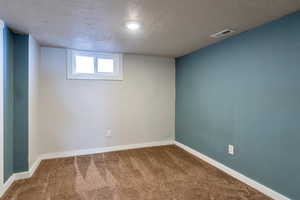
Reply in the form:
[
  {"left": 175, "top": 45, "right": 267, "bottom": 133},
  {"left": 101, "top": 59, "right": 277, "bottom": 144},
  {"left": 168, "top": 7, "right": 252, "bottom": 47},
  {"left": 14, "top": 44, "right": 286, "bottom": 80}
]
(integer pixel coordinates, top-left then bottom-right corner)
[{"left": 126, "top": 21, "right": 141, "bottom": 31}]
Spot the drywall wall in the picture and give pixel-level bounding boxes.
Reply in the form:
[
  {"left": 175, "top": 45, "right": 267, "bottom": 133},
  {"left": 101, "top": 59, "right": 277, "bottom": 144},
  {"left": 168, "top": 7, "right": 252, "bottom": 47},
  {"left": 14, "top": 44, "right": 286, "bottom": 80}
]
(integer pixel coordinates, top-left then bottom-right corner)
[
  {"left": 0, "top": 20, "right": 4, "bottom": 186},
  {"left": 38, "top": 47, "right": 175, "bottom": 155},
  {"left": 3, "top": 29, "right": 30, "bottom": 180},
  {"left": 13, "top": 34, "right": 29, "bottom": 173},
  {"left": 176, "top": 11, "right": 300, "bottom": 199},
  {"left": 28, "top": 36, "right": 40, "bottom": 169},
  {"left": 3, "top": 26, "right": 14, "bottom": 182}
]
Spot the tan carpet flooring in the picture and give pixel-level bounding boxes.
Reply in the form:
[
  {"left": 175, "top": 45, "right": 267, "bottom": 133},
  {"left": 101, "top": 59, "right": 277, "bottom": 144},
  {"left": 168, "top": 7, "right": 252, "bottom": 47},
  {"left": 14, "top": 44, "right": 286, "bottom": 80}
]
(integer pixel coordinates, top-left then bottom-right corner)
[{"left": 2, "top": 145, "right": 271, "bottom": 200}]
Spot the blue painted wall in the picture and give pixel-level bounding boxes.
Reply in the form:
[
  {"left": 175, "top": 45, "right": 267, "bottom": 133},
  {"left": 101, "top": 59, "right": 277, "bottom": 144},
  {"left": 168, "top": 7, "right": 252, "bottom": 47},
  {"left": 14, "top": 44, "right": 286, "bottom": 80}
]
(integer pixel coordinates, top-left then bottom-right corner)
[
  {"left": 176, "top": 11, "right": 300, "bottom": 199},
  {"left": 3, "top": 26, "right": 14, "bottom": 182},
  {"left": 12, "top": 33, "right": 29, "bottom": 173},
  {"left": 3, "top": 28, "right": 29, "bottom": 181}
]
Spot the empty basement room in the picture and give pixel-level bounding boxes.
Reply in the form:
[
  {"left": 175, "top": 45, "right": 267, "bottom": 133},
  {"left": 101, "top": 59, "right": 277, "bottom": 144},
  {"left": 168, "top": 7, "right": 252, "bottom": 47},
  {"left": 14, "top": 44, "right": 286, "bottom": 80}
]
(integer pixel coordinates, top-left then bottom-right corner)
[{"left": 1, "top": 0, "right": 300, "bottom": 200}]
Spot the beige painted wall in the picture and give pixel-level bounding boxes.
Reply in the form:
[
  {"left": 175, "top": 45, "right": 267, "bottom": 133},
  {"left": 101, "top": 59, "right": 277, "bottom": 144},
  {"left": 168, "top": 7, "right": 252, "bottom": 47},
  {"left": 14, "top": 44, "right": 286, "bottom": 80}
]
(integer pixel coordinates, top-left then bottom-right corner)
[
  {"left": 28, "top": 36, "right": 40, "bottom": 168},
  {"left": 37, "top": 47, "right": 175, "bottom": 155}
]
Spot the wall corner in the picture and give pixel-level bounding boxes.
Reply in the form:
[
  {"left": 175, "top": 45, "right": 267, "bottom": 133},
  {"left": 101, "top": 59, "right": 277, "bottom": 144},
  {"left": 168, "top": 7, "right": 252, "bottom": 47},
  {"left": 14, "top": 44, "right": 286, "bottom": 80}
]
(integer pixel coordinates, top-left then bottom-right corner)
[{"left": 0, "top": 20, "right": 4, "bottom": 29}]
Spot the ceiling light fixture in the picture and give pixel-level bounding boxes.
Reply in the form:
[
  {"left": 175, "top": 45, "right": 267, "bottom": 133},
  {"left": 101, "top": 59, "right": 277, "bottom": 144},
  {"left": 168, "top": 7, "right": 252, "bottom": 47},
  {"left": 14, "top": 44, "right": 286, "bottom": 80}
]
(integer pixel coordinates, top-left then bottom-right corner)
[{"left": 126, "top": 21, "right": 141, "bottom": 31}]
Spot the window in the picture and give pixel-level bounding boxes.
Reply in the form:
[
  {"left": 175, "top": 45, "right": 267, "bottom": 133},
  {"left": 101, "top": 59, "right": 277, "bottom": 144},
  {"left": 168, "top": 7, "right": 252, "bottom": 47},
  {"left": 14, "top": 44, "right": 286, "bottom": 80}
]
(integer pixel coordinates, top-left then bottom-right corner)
[
  {"left": 75, "top": 56, "right": 94, "bottom": 73},
  {"left": 67, "top": 49, "right": 123, "bottom": 80},
  {"left": 97, "top": 58, "right": 114, "bottom": 73}
]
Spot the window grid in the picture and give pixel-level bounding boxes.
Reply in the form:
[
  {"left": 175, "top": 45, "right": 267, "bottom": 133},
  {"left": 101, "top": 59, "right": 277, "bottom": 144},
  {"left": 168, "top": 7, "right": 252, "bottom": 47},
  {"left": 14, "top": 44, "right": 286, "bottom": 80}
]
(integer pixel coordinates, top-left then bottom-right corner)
[{"left": 67, "top": 49, "right": 123, "bottom": 80}]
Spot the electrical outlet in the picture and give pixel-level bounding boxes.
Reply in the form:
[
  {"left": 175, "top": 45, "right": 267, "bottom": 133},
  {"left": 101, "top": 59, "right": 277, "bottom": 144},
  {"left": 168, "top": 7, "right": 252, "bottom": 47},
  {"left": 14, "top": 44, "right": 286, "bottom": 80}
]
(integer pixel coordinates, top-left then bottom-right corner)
[
  {"left": 228, "top": 144, "right": 234, "bottom": 155},
  {"left": 106, "top": 129, "right": 112, "bottom": 137}
]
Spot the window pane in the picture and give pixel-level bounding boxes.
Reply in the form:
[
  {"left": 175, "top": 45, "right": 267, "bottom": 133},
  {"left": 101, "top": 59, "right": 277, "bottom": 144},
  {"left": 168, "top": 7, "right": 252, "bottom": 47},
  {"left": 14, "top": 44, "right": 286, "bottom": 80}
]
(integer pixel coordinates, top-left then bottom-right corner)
[
  {"left": 75, "top": 56, "right": 94, "bottom": 73},
  {"left": 97, "top": 58, "right": 114, "bottom": 73}
]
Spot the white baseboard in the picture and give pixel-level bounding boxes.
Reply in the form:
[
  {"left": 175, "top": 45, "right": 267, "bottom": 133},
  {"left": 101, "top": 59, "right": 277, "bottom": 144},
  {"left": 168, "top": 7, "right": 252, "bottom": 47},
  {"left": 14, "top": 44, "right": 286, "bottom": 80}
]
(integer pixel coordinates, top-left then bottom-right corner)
[
  {"left": 39, "top": 140, "right": 174, "bottom": 160},
  {"left": 0, "top": 174, "right": 14, "bottom": 197},
  {"left": 3, "top": 140, "right": 287, "bottom": 200},
  {"left": 14, "top": 158, "right": 42, "bottom": 181},
  {"left": 0, "top": 157, "right": 43, "bottom": 197},
  {"left": 0, "top": 140, "right": 173, "bottom": 197},
  {"left": 174, "top": 141, "right": 290, "bottom": 200}
]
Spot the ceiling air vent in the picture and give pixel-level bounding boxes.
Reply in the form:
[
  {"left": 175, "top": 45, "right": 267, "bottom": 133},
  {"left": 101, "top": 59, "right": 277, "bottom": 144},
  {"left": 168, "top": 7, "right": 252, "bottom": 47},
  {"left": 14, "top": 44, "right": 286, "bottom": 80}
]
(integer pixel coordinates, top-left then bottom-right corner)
[{"left": 210, "top": 29, "right": 235, "bottom": 38}]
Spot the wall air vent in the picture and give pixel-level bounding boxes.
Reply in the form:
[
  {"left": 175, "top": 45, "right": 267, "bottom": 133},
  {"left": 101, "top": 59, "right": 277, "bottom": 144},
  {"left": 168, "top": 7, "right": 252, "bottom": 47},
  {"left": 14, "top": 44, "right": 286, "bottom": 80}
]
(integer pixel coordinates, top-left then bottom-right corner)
[{"left": 210, "top": 29, "right": 235, "bottom": 38}]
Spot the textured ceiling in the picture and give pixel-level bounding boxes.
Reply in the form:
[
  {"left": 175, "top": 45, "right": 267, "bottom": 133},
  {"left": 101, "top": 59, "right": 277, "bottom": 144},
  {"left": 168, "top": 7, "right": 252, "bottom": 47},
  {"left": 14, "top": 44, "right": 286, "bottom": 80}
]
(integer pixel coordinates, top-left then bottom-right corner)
[{"left": 0, "top": 0, "right": 300, "bottom": 57}]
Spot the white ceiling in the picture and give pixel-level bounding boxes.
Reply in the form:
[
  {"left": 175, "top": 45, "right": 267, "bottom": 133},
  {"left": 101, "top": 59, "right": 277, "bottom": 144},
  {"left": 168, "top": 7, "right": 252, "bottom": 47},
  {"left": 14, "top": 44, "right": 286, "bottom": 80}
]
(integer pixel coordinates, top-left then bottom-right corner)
[{"left": 1, "top": 0, "right": 300, "bottom": 57}]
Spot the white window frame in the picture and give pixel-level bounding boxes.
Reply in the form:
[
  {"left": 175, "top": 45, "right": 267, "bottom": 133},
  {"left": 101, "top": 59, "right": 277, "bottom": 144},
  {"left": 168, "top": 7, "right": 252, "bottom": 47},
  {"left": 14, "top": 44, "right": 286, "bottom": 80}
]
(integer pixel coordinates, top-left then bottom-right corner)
[{"left": 67, "top": 49, "right": 123, "bottom": 80}]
